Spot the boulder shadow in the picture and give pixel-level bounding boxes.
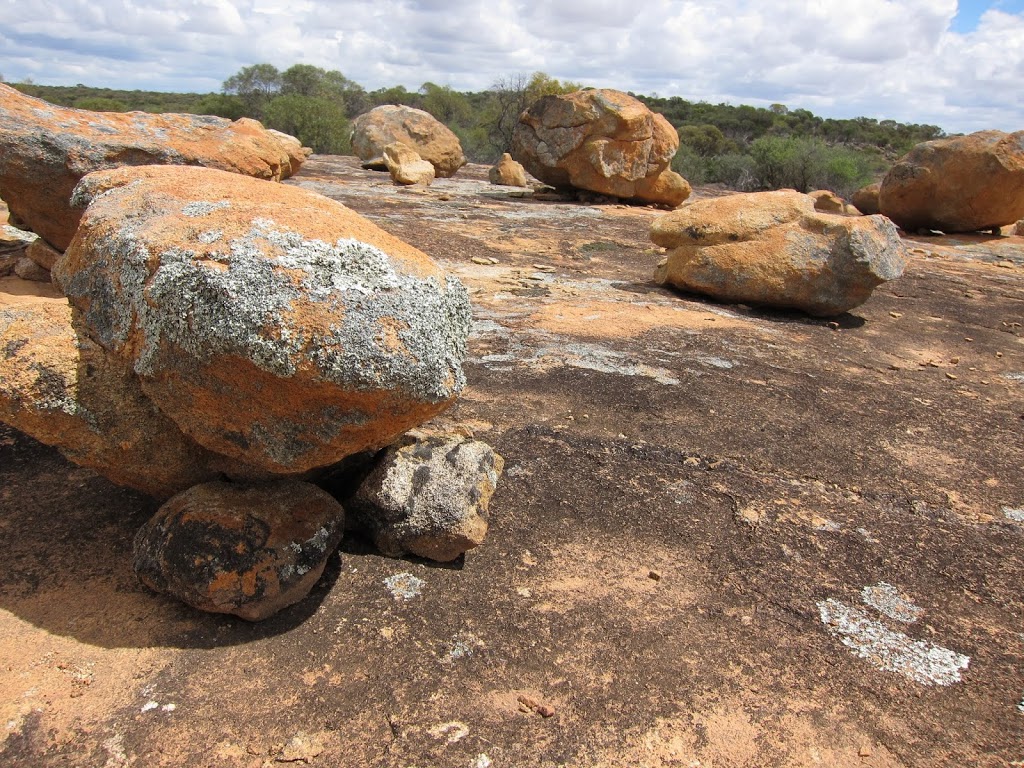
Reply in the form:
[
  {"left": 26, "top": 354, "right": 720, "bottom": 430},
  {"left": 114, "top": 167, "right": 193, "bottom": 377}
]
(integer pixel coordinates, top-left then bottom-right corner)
[{"left": 656, "top": 284, "right": 867, "bottom": 329}]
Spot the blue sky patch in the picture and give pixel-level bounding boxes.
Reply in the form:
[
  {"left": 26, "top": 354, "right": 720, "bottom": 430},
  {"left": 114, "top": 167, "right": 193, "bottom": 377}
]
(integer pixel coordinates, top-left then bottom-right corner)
[{"left": 952, "top": 0, "right": 1024, "bottom": 32}]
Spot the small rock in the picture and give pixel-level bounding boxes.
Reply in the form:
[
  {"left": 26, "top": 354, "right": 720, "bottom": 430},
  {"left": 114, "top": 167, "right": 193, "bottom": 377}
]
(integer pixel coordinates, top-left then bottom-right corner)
[
  {"left": 276, "top": 732, "right": 325, "bottom": 763},
  {"left": 859, "top": 743, "right": 873, "bottom": 757},
  {"left": 648, "top": 570, "right": 662, "bottom": 581},
  {"left": 383, "top": 142, "right": 435, "bottom": 186},
  {"left": 471, "top": 257, "right": 492, "bottom": 265},
  {"left": 889, "top": 311, "right": 903, "bottom": 318},
  {"left": 489, "top": 153, "right": 529, "bottom": 187},
  {"left": 14, "top": 256, "right": 50, "bottom": 282}
]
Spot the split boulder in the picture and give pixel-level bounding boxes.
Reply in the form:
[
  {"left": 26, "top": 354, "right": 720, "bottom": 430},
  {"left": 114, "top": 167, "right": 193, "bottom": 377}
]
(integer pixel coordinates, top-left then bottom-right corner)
[
  {"left": 651, "top": 190, "right": 908, "bottom": 316},
  {"left": 879, "top": 130, "right": 1024, "bottom": 233},
  {"left": 383, "top": 142, "right": 436, "bottom": 186},
  {"left": 133, "top": 480, "right": 345, "bottom": 621},
  {"left": 351, "top": 105, "right": 466, "bottom": 178},
  {"left": 511, "top": 88, "right": 690, "bottom": 207},
  {"left": 0, "top": 83, "right": 310, "bottom": 251},
  {"left": 54, "top": 164, "right": 472, "bottom": 476}
]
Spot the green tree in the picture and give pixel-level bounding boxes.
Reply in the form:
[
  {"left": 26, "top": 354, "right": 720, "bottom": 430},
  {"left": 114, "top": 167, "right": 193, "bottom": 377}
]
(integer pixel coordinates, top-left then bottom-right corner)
[
  {"left": 280, "top": 64, "right": 366, "bottom": 116},
  {"left": 194, "top": 93, "right": 247, "bottom": 120},
  {"left": 419, "top": 82, "right": 471, "bottom": 124},
  {"left": 263, "top": 94, "right": 349, "bottom": 154},
  {"left": 222, "top": 63, "right": 282, "bottom": 118},
  {"left": 677, "top": 124, "right": 736, "bottom": 156}
]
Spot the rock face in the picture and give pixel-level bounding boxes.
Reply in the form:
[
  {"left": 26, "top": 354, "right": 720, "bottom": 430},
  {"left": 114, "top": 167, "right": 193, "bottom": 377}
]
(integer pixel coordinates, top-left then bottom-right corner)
[
  {"left": 351, "top": 105, "right": 466, "bottom": 178},
  {"left": 350, "top": 434, "right": 504, "bottom": 562},
  {"left": 133, "top": 480, "right": 345, "bottom": 621},
  {"left": 0, "top": 83, "right": 310, "bottom": 251},
  {"left": 852, "top": 183, "right": 881, "bottom": 216},
  {"left": 383, "top": 142, "right": 436, "bottom": 186},
  {"left": 489, "top": 153, "right": 529, "bottom": 187},
  {"left": 651, "top": 190, "right": 908, "bottom": 317},
  {"left": 879, "top": 130, "right": 1024, "bottom": 233},
  {"left": 511, "top": 88, "right": 691, "bottom": 207},
  {"left": 53, "top": 165, "right": 471, "bottom": 477}
]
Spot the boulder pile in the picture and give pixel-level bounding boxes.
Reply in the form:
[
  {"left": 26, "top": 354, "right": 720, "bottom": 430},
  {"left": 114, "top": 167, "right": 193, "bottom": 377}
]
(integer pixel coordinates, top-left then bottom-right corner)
[
  {"left": 651, "top": 190, "right": 908, "bottom": 316},
  {"left": 351, "top": 105, "right": 467, "bottom": 178},
  {"left": 0, "top": 162, "right": 502, "bottom": 619},
  {"left": 879, "top": 130, "right": 1024, "bottom": 233},
  {"left": 0, "top": 83, "right": 310, "bottom": 252},
  {"left": 512, "top": 88, "right": 691, "bottom": 207}
]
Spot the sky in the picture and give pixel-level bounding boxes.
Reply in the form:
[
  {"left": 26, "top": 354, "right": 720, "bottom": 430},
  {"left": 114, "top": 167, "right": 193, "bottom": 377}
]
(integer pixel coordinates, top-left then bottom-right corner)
[{"left": 1, "top": 0, "right": 1022, "bottom": 134}]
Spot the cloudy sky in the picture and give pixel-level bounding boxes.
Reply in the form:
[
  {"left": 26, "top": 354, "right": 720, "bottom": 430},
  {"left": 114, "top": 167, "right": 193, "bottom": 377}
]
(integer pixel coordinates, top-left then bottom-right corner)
[{"left": 1, "top": 0, "right": 1022, "bottom": 133}]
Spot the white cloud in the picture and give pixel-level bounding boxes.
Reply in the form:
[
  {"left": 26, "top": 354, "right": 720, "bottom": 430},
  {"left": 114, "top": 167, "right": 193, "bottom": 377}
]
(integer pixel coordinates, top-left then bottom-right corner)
[{"left": 0, "top": 0, "right": 1021, "bottom": 132}]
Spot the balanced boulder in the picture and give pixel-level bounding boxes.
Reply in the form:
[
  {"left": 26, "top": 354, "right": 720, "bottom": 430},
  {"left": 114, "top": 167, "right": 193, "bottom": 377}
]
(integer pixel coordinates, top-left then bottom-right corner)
[
  {"left": 489, "top": 153, "right": 529, "bottom": 187},
  {"left": 651, "top": 190, "right": 908, "bottom": 316},
  {"left": 133, "top": 480, "right": 345, "bottom": 621},
  {"left": 0, "top": 83, "right": 310, "bottom": 251},
  {"left": 351, "top": 105, "right": 466, "bottom": 178},
  {"left": 879, "top": 130, "right": 1024, "bottom": 233},
  {"left": 350, "top": 434, "right": 504, "bottom": 562},
  {"left": 511, "top": 89, "right": 690, "bottom": 207},
  {"left": 383, "top": 142, "right": 436, "bottom": 186},
  {"left": 54, "top": 165, "right": 472, "bottom": 476}
]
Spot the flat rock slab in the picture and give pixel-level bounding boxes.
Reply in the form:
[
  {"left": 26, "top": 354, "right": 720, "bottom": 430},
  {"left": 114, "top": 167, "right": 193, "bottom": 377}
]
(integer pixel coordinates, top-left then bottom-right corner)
[{"left": 0, "top": 156, "right": 1021, "bottom": 767}]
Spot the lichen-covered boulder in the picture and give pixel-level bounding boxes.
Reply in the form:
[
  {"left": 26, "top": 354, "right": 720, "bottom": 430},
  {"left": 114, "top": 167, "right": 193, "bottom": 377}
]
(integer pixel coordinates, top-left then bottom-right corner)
[
  {"left": 489, "top": 153, "right": 529, "bottom": 187},
  {"left": 350, "top": 434, "right": 504, "bottom": 562},
  {"left": 852, "top": 183, "right": 881, "bottom": 216},
  {"left": 133, "top": 480, "right": 345, "bottom": 621},
  {"left": 0, "top": 283, "right": 228, "bottom": 497},
  {"left": 511, "top": 89, "right": 691, "bottom": 207},
  {"left": 651, "top": 190, "right": 908, "bottom": 317},
  {"left": 351, "top": 105, "right": 466, "bottom": 178},
  {"left": 383, "top": 142, "right": 436, "bottom": 186},
  {"left": 879, "top": 130, "right": 1024, "bottom": 233},
  {"left": 54, "top": 165, "right": 471, "bottom": 475},
  {"left": 0, "top": 83, "right": 310, "bottom": 251}
]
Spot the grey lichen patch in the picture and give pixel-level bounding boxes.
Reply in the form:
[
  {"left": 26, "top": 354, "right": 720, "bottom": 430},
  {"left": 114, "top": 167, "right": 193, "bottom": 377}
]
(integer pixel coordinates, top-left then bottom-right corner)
[
  {"left": 198, "top": 230, "right": 224, "bottom": 244},
  {"left": 181, "top": 201, "right": 231, "bottom": 218}
]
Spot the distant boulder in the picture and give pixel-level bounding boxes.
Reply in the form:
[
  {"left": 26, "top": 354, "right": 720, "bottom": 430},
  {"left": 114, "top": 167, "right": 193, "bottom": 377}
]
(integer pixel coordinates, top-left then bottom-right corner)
[
  {"left": 0, "top": 83, "right": 309, "bottom": 251},
  {"left": 879, "top": 130, "right": 1024, "bottom": 233},
  {"left": 511, "top": 88, "right": 691, "bottom": 207},
  {"left": 383, "top": 142, "right": 436, "bottom": 186},
  {"left": 489, "top": 153, "right": 529, "bottom": 187},
  {"left": 651, "top": 190, "right": 907, "bottom": 317},
  {"left": 351, "top": 105, "right": 466, "bottom": 178},
  {"left": 852, "top": 182, "right": 881, "bottom": 216}
]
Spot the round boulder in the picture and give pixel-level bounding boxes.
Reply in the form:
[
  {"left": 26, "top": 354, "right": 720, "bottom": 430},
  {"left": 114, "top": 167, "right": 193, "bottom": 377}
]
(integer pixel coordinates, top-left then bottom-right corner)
[
  {"left": 54, "top": 165, "right": 471, "bottom": 474},
  {"left": 879, "top": 130, "right": 1024, "bottom": 233},
  {"left": 651, "top": 190, "right": 908, "bottom": 317},
  {"left": 133, "top": 480, "right": 345, "bottom": 620},
  {"left": 351, "top": 105, "right": 466, "bottom": 178},
  {"left": 852, "top": 182, "right": 881, "bottom": 216},
  {"left": 511, "top": 88, "right": 690, "bottom": 207}
]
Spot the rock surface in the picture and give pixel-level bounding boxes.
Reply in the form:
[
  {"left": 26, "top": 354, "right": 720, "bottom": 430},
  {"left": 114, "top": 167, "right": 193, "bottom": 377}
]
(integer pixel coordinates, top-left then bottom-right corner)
[
  {"left": 879, "top": 130, "right": 1024, "bottom": 233},
  {"left": 351, "top": 105, "right": 466, "bottom": 178},
  {"left": 53, "top": 165, "right": 471, "bottom": 475},
  {"left": 852, "top": 182, "right": 881, "bottom": 215},
  {"left": 133, "top": 480, "right": 345, "bottom": 621},
  {"left": 0, "top": 83, "right": 310, "bottom": 251},
  {"left": 808, "top": 189, "right": 847, "bottom": 214},
  {"left": 350, "top": 434, "right": 503, "bottom": 562},
  {"left": 489, "top": 153, "right": 529, "bottom": 187},
  {"left": 13, "top": 257, "right": 50, "bottom": 282},
  {"left": 383, "top": 142, "right": 436, "bottom": 186},
  {"left": 511, "top": 88, "right": 691, "bottom": 207},
  {"left": 25, "top": 237, "right": 62, "bottom": 271},
  {"left": 651, "top": 190, "right": 908, "bottom": 316}
]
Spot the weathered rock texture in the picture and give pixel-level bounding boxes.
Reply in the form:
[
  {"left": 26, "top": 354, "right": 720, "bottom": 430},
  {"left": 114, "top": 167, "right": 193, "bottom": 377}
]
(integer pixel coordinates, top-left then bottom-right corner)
[
  {"left": 53, "top": 165, "right": 471, "bottom": 476},
  {"left": 809, "top": 190, "right": 847, "bottom": 214},
  {"left": 511, "top": 89, "right": 691, "bottom": 207},
  {"left": 351, "top": 105, "right": 466, "bottom": 178},
  {"left": 0, "top": 83, "right": 310, "bottom": 251},
  {"left": 351, "top": 434, "right": 504, "bottom": 562},
  {"left": 383, "top": 142, "right": 436, "bottom": 186},
  {"left": 133, "top": 480, "right": 345, "bottom": 621},
  {"left": 879, "top": 130, "right": 1024, "bottom": 233},
  {"left": 489, "top": 153, "right": 529, "bottom": 187},
  {"left": 651, "top": 190, "right": 908, "bottom": 316},
  {"left": 852, "top": 183, "right": 881, "bottom": 216}
]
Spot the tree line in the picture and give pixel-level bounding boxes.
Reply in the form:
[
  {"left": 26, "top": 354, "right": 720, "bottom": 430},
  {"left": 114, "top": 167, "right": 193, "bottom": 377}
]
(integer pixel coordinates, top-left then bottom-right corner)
[{"left": 7, "top": 65, "right": 947, "bottom": 198}]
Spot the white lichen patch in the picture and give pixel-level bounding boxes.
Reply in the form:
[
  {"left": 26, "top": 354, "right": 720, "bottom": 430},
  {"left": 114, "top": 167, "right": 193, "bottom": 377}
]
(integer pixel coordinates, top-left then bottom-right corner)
[
  {"left": 860, "top": 582, "right": 924, "bottom": 624},
  {"left": 818, "top": 598, "right": 969, "bottom": 686},
  {"left": 1003, "top": 507, "right": 1024, "bottom": 524},
  {"left": 181, "top": 201, "right": 231, "bottom": 217},
  {"left": 384, "top": 572, "right": 425, "bottom": 600}
]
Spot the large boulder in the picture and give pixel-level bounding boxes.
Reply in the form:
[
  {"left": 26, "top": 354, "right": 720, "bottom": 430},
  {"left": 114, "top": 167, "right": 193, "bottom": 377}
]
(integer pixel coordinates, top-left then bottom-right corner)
[
  {"left": 511, "top": 89, "right": 690, "bottom": 207},
  {"left": 53, "top": 165, "right": 472, "bottom": 476},
  {"left": 351, "top": 105, "right": 466, "bottom": 178},
  {"left": 651, "top": 190, "right": 908, "bottom": 317},
  {"left": 0, "top": 83, "right": 310, "bottom": 251},
  {"left": 133, "top": 480, "right": 345, "bottom": 621},
  {"left": 879, "top": 130, "right": 1024, "bottom": 233}
]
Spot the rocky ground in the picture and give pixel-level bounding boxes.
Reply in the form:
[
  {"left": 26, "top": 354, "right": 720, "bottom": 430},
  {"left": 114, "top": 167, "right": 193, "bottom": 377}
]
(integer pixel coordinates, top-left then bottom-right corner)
[{"left": 1, "top": 156, "right": 1022, "bottom": 767}]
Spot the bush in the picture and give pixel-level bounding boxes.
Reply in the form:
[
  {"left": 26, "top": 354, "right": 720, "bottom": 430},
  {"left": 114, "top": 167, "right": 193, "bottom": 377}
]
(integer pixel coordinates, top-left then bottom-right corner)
[
  {"left": 263, "top": 94, "right": 350, "bottom": 155},
  {"left": 72, "top": 97, "right": 129, "bottom": 112}
]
